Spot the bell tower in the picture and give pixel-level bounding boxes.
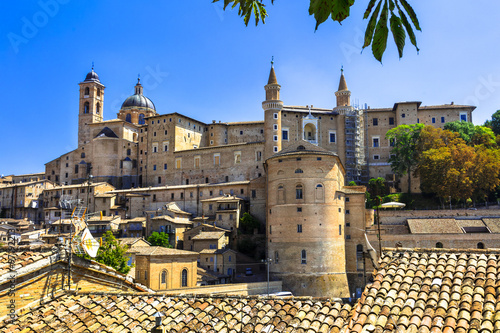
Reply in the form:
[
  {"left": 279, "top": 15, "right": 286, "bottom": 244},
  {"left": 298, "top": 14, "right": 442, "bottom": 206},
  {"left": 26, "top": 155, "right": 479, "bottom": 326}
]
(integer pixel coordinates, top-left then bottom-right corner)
[
  {"left": 78, "top": 67, "right": 105, "bottom": 147},
  {"left": 335, "top": 67, "right": 351, "bottom": 110},
  {"left": 262, "top": 58, "right": 283, "bottom": 159}
]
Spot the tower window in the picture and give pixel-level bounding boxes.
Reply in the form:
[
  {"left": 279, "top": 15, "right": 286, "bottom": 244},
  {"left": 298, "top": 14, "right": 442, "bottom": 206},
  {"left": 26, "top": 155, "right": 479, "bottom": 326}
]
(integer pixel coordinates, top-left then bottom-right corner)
[
  {"left": 84, "top": 87, "right": 89, "bottom": 96},
  {"left": 96, "top": 103, "right": 101, "bottom": 115},
  {"left": 97, "top": 88, "right": 101, "bottom": 97},
  {"left": 83, "top": 102, "right": 89, "bottom": 114},
  {"left": 296, "top": 185, "right": 303, "bottom": 199},
  {"left": 181, "top": 269, "right": 188, "bottom": 287}
]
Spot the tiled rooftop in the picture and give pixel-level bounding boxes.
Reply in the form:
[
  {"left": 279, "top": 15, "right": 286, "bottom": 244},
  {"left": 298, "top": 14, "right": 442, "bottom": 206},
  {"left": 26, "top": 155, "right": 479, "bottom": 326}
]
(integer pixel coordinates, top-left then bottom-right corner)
[
  {"left": 347, "top": 248, "right": 500, "bottom": 333},
  {"left": 0, "top": 245, "right": 58, "bottom": 278},
  {"left": 192, "top": 231, "right": 226, "bottom": 240},
  {"left": 0, "top": 293, "right": 352, "bottom": 332}
]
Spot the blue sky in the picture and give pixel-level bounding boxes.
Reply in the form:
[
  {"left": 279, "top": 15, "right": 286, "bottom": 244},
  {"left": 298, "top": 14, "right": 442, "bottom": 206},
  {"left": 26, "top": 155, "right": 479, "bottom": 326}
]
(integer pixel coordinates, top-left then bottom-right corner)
[{"left": 2, "top": 1, "right": 500, "bottom": 176}]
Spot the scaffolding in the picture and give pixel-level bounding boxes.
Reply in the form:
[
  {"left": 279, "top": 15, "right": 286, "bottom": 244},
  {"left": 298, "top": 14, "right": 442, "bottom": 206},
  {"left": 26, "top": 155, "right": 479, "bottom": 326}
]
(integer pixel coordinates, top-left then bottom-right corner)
[{"left": 344, "top": 108, "right": 368, "bottom": 184}]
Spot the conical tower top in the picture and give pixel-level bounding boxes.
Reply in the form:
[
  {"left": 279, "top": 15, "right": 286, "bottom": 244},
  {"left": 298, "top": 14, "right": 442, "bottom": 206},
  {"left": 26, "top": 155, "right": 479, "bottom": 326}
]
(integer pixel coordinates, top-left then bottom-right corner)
[
  {"left": 338, "top": 67, "right": 348, "bottom": 91},
  {"left": 268, "top": 57, "right": 278, "bottom": 85}
]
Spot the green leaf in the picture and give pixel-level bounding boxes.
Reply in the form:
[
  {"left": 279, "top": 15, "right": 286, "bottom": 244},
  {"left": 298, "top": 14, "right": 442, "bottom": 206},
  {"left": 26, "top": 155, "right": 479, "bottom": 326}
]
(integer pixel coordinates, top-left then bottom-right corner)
[
  {"left": 399, "top": 0, "right": 421, "bottom": 30},
  {"left": 390, "top": 14, "right": 405, "bottom": 58},
  {"left": 309, "top": 0, "right": 354, "bottom": 30},
  {"left": 363, "top": 0, "right": 382, "bottom": 48},
  {"left": 372, "top": 0, "right": 389, "bottom": 62},
  {"left": 399, "top": 8, "right": 419, "bottom": 52},
  {"left": 363, "top": 0, "right": 377, "bottom": 19}
]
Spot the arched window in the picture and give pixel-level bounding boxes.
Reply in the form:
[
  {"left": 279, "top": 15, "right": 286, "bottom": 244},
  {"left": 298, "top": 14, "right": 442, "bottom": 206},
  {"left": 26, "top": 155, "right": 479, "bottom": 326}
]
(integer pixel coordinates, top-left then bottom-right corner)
[
  {"left": 84, "top": 102, "right": 89, "bottom": 114},
  {"left": 275, "top": 251, "right": 279, "bottom": 263},
  {"left": 138, "top": 114, "right": 145, "bottom": 125},
  {"left": 296, "top": 185, "right": 303, "bottom": 200},
  {"left": 125, "top": 114, "right": 132, "bottom": 123},
  {"left": 477, "top": 242, "right": 485, "bottom": 249},
  {"left": 295, "top": 169, "right": 304, "bottom": 174},
  {"left": 436, "top": 242, "right": 443, "bottom": 248},
  {"left": 301, "top": 250, "right": 307, "bottom": 264},
  {"left": 181, "top": 269, "right": 188, "bottom": 287},
  {"left": 315, "top": 184, "right": 324, "bottom": 202},
  {"left": 96, "top": 103, "right": 101, "bottom": 114},
  {"left": 84, "top": 87, "right": 89, "bottom": 95},
  {"left": 97, "top": 88, "right": 101, "bottom": 97},
  {"left": 356, "top": 244, "right": 364, "bottom": 270},
  {"left": 161, "top": 270, "right": 167, "bottom": 284},
  {"left": 277, "top": 184, "right": 285, "bottom": 204}
]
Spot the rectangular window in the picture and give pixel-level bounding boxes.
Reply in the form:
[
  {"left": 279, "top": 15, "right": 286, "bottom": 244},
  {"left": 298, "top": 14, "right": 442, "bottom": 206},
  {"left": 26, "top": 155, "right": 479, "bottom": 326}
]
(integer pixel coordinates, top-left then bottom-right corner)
[
  {"left": 251, "top": 190, "right": 256, "bottom": 198},
  {"left": 389, "top": 117, "right": 394, "bottom": 125},
  {"left": 153, "top": 165, "right": 157, "bottom": 171},
  {"left": 273, "top": 113, "right": 278, "bottom": 119},
  {"left": 234, "top": 151, "right": 241, "bottom": 164},
  {"left": 214, "top": 153, "right": 220, "bottom": 165},
  {"left": 297, "top": 224, "right": 302, "bottom": 233},
  {"left": 152, "top": 142, "right": 158, "bottom": 153},
  {"left": 373, "top": 155, "right": 380, "bottom": 160},
  {"left": 441, "top": 116, "right": 445, "bottom": 123},
  {"left": 210, "top": 140, "right": 214, "bottom": 145},
  {"left": 163, "top": 141, "right": 169, "bottom": 152},
  {"left": 256, "top": 151, "right": 262, "bottom": 161},
  {"left": 301, "top": 250, "right": 306, "bottom": 264},
  {"left": 164, "top": 163, "right": 167, "bottom": 170},
  {"left": 209, "top": 204, "right": 213, "bottom": 210},
  {"left": 460, "top": 112, "right": 467, "bottom": 122},
  {"left": 296, "top": 187, "right": 303, "bottom": 199},
  {"left": 373, "top": 118, "right": 378, "bottom": 126},
  {"left": 175, "top": 158, "right": 182, "bottom": 169},
  {"left": 329, "top": 131, "right": 336, "bottom": 143},
  {"left": 297, "top": 207, "right": 302, "bottom": 212},
  {"left": 194, "top": 156, "right": 200, "bottom": 169},
  {"left": 339, "top": 225, "right": 342, "bottom": 235},
  {"left": 373, "top": 137, "right": 380, "bottom": 148},
  {"left": 282, "top": 129, "right": 289, "bottom": 141},
  {"left": 390, "top": 138, "right": 395, "bottom": 147},
  {"left": 432, "top": 117, "right": 436, "bottom": 124}
]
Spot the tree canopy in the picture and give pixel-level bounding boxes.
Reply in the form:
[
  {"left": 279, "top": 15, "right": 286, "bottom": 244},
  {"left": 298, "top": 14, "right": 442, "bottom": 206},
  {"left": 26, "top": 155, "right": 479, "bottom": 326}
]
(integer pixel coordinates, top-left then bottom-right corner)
[
  {"left": 213, "top": 0, "right": 421, "bottom": 63},
  {"left": 79, "top": 230, "right": 132, "bottom": 275},
  {"left": 484, "top": 110, "right": 500, "bottom": 136},
  {"left": 239, "top": 212, "right": 260, "bottom": 234},
  {"left": 147, "top": 231, "right": 172, "bottom": 248},
  {"left": 386, "top": 123, "right": 424, "bottom": 193}
]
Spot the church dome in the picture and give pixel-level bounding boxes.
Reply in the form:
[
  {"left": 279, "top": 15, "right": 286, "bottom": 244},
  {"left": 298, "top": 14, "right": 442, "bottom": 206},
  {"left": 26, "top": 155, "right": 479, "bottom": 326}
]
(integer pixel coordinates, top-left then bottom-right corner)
[
  {"left": 121, "top": 94, "right": 156, "bottom": 110},
  {"left": 120, "top": 78, "right": 156, "bottom": 111},
  {"left": 84, "top": 69, "right": 100, "bottom": 83}
]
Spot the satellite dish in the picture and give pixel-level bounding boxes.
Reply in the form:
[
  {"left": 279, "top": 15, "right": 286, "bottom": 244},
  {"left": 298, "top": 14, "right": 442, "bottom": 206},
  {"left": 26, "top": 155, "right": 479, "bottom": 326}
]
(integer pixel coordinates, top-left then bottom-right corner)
[{"left": 80, "top": 228, "right": 100, "bottom": 258}]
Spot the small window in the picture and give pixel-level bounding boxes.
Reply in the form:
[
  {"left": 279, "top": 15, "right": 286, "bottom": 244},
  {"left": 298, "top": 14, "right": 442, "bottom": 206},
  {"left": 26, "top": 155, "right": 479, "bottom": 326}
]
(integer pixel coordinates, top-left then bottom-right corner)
[
  {"left": 273, "top": 135, "right": 278, "bottom": 141},
  {"left": 373, "top": 155, "right": 380, "bottom": 160},
  {"left": 477, "top": 242, "right": 485, "bottom": 249},
  {"left": 297, "top": 207, "right": 302, "bottom": 212},
  {"left": 390, "top": 138, "right": 395, "bottom": 147},
  {"left": 329, "top": 132, "right": 336, "bottom": 143},
  {"left": 295, "top": 169, "right": 303, "bottom": 173},
  {"left": 373, "top": 137, "right": 379, "bottom": 148},
  {"left": 153, "top": 165, "right": 156, "bottom": 171},
  {"left": 83, "top": 102, "right": 89, "bottom": 114},
  {"left": 297, "top": 224, "right": 302, "bottom": 233},
  {"left": 282, "top": 129, "right": 289, "bottom": 140},
  {"left": 402, "top": 113, "right": 406, "bottom": 118},
  {"left": 126, "top": 114, "right": 132, "bottom": 123},
  {"left": 81, "top": 152, "right": 85, "bottom": 158},
  {"left": 164, "top": 163, "right": 167, "bottom": 170},
  {"left": 346, "top": 210, "right": 350, "bottom": 214},
  {"left": 240, "top": 131, "right": 243, "bottom": 135},
  {"left": 432, "top": 117, "right": 436, "bottom": 124},
  {"left": 273, "top": 146, "right": 278, "bottom": 152},
  {"left": 84, "top": 87, "right": 89, "bottom": 95},
  {"left": 373, "top": 118, "right": 378, "bottom": 126},
  {"left": 460, "top": 113, "right": 467, "bottom": 122},
  {"left": 138, "top": 114, "right": 145, "bottom": 125},
  {"left": 273, "top": 124, "right": 278, "bottom": 130},
  {"left": 301, "top": 250, "right": 307, "bottom": 264},
  {"left": 273, "top": 113, "right": 278, "bottom": 119},
  {"left": 441, "top": 116, "right": 445, "bottom": 123},
  {"left": 389, "top": 117, "right": 394, "bottom": 125},
  {"left": 296, "top": 185, "right": 303, "bottom": 199},
  {"left": 436, "top": 242, "right": 443, "bottom": 248},
  {"left": 181, "top": 269, "right": 188, "bottom": 287}
]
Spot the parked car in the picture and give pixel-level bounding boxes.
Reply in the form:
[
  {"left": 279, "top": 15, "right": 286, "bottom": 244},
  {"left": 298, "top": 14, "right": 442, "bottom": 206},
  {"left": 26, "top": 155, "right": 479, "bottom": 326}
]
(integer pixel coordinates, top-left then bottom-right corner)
[{"left": 245, "top": 268, "right": 253, "bottom": 276}]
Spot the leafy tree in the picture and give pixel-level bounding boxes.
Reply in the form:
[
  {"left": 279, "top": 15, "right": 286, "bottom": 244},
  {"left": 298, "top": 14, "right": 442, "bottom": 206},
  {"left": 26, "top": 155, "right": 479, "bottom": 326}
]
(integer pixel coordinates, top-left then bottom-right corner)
[
  {"left": 368, "top": 177, "right": 386, "bottom": 197},
  {"left": 79, "top": 230, "right": 132, "bottom": 275},
  {"left": 484, "top": 110, "right": 500, "bottom": 135},
  {"left": 444, "top": 121, "right": 476, "bottom": 144},
  {"left": 239, "top": 212, "right": 260, "bottom": 234},
  {"left": 471, "top": 126, "right": 497, "bottom": 148},
  {"left": 348, "top": 181, "right": 357, "bottom": 186},
  {"left": 213, "top": 0, "right": 421, "bottom": 62},
  {"left": 386, "top": 123, "right": 424, "bottom": 193},
  {"left": 147, "top": 231, "right": 172, "bottom": 248}
]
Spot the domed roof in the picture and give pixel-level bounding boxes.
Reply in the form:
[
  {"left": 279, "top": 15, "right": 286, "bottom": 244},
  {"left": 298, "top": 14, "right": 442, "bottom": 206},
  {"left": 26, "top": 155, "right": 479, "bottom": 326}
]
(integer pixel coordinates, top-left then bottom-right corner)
[
  {"left": 84, "top": 69, "right": 100, "bottom": 83},
  {"left": 121, "top": 79, "right": 156, "bottom": 111},
  {"left": 121, "top": 94, "right": 156, "bottom": 110}
]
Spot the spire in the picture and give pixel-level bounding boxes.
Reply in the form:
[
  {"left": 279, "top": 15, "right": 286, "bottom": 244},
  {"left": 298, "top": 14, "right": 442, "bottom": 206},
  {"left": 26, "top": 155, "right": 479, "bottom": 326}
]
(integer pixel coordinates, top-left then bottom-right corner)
[
  {"left": 267, "top": 57, "right": 278, "bottom": 85},
  {"left": 134, "top": 76, "right": 143, "bottom": 95},
  {"left": 338, "top": 66, "right": 348, "bottom": 91}
]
